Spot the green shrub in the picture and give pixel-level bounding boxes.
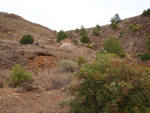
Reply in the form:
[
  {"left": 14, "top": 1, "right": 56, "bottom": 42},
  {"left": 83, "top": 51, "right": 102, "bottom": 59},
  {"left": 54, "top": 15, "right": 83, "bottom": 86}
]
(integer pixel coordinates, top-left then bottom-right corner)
[
  {"left": 80, "top": 34, "right": 89, "bottom": 43},
  {"left": 138, "top": 24, "right": 143, "bottom": 29},
  {"left": 133, "top": 25, "right": 142, "bottom": 32},
  {"left": 93, "top": 27, "right": 100, "bottom": 36},
  {"left": 75, "top": 28, "right": 79, "bottom": 33},
  {"left": 119, "top": 29, "right": 125, "bottom": 37},
  {"left": 146, "top": 34, "right": 150, "bottom": 50},
  {"left": 129, "top": 24, "right": 142, "bottom": 31},
  {"left": 133, "top": 21, "right": 138, "bottom": 26},
  {"left": 56, "top": 30, "right": 68, "bottom": 43},
  {"left": 73, "top": 40, "right": 78, "bottom": 44},
  {"left": 140, "top": 53, "right": 150, "bottom": 61},
  {"left": 86, "top": 44, "right": 94, "bottom": 49},
  {"left": 142, "top": 8, "right": 150, "bottom": 16},
  {"left": 103, "top": 36, "right": 125, "bottom": 57},
  {"left": 129, "top": 24, "right": 134, "bottom": 29},
  {"left": 111, "top": 22, "right": 118, "bottom": 30},
  {"left": 80, "top": 25, "right": 87, "bottom": 35},
  {"left": 58, "top": 59, "right": 78, "bottom": 72},
  {"left": 124, "top": 20, "right": 128, "bottom": 24},
  {"left": 96, "top": 24, "right": 101, "bottom": 30},
  {"left": 9, "top": 64, "right": 32, "bottom": 87},
  {"left": 133, "top": 26, "right": 139, "bottom": 31},
  {"left": 20, "top": 34, "right": 34, "bottom": 44},
  {"left": 77, "top": 56, "right": 86, "bottom": 66},
  {"left": 69, "top": 55, "right": 150, "bottom": 113},
  {"left": 110, "top": 13, "right": 121, "bottom": 24}
]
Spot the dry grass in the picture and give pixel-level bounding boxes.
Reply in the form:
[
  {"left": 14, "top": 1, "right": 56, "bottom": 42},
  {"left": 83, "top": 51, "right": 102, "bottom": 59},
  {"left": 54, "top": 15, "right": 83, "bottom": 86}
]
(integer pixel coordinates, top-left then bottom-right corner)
[
  {"left": 33, "top": 68, "right": 73, "bottom": 91},
  {"left": 58, "top": 59, "right": 78, "bottom": 72}
]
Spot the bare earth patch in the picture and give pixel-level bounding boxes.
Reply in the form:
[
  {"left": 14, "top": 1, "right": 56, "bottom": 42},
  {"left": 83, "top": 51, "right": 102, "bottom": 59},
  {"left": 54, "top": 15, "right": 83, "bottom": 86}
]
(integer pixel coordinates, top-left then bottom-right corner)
[
  {"left": 28, "top": 56, "right": 57, "bottom": 70},
  {"left": 0, "top": 88, "right": 72, "bottom": 113}
]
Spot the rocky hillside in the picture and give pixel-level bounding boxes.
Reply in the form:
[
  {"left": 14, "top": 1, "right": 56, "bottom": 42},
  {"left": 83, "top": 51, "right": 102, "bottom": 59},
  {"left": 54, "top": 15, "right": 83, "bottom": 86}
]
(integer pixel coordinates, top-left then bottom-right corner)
[
  {"left": 1, "top": 12, "right": 150, "bottom": 55},
  {"left": 67, "top": 15, "right": 150, "bottom": 54},
  {"left": 0, "top": 12, "right": 57, "bottom": 44},
  {"left": 0, "top": 12, "right": 150, "bottom": 113},
  {"left": 0, "top": 12, "right": 97, "bottom": 71}
]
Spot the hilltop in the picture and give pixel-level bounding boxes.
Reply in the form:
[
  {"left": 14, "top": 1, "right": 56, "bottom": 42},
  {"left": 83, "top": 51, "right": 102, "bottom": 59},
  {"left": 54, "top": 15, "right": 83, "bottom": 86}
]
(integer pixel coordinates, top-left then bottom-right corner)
[{"left": 0, "top": 12, "right": 57, "bottom": 44}]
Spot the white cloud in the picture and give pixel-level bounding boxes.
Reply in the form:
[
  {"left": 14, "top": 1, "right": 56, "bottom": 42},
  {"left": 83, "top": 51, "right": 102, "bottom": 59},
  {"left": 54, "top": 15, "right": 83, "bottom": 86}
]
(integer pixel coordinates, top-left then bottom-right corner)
[{"left": 0, "top": 0, "right": 150, "bottom": 31}]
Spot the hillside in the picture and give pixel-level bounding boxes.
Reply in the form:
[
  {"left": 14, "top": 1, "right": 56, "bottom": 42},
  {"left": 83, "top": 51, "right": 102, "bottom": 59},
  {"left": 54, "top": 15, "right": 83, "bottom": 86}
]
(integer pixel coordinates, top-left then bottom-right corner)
[
  {"left": 0, "top": 12, "right": 98, "bottom": 113},
  {"left": 0, "top": 12, "right": 57, "bottom": 44},
  {"left": 0, "top": 12, "right": 150, "bottom": 112},
  {"left": 67, "top": 15, "right": 150, "bottom": 54},
  {"left": 1, "top": 12, "right": 150, "bottom": 55},
  {"left": 0, "top": 12, "right": 97, "bottom": 70}
]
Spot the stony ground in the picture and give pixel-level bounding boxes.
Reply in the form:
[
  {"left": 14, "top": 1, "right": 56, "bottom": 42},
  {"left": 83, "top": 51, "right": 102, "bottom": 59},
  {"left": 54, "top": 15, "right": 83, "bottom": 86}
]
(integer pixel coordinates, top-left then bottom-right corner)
[{"left": 0, "top": 88, "right": 72, "bottom": 113}]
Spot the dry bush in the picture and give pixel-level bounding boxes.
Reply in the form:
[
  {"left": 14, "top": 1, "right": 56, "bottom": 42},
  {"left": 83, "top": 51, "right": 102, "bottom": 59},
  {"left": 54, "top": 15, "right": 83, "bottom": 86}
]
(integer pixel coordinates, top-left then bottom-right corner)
[
  {"left": 58, "top": 59, "right": 78, "bottom": 72},
  {"left": 33, "top": 68, "right": 72, "bottom": 91}
]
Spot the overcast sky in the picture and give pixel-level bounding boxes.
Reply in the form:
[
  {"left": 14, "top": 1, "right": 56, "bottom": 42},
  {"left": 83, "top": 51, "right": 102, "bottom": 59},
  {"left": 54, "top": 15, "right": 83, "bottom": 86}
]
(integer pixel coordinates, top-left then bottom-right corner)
[{"left": 0, "top": 0, "right": 149, "bottom": 31}]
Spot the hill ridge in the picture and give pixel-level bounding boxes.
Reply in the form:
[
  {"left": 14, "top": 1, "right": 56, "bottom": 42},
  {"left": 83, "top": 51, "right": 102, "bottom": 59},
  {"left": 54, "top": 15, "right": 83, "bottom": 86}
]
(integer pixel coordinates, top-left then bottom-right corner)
[
  {"left": 66, "top": 15, "right": 150, "bottom": 54},
  {"left": 0, "top": 12, "right": 57, "bottom": 43}
]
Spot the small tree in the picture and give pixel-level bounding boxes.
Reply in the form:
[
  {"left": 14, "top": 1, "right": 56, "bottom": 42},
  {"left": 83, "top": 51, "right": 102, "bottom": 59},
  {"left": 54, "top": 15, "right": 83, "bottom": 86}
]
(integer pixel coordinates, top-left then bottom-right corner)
[
  {"left": 80, "top": 25, "right": 87, "bottom": 35},
  {"left": 75, "top": 28, "right": 79, "bottom": 33},
  {"left": 93, "top": 27, "right": 100, "bottom": 36},
  {"left": 110, "top": 13, "right": 121, "bottom": 24},
  {"left": 103, "top": 36, "right": 125, "bottom": 57},
  {"left": 69, "top": 55, "right": 150, "bottom": 113},
  {"left": 146, "top": 34, "right": 150, "bottom": 50},
  {"left": 9, "top": 64, "right": 32, "bottom": 87},
  {"left": 56, "top": 30, "right": 68, "bottom": 43},
  {"left": 80, "top": 33, "right": 89, "bottom": 43},
  {"left": 20, "top": 34, "right": 34, "bottom": 44},
  {"left": 142, "top": 8, "right": 150, "bottom": 16},
  {"left": 96, "top": 24, "right": 101, "bottom": 30}
]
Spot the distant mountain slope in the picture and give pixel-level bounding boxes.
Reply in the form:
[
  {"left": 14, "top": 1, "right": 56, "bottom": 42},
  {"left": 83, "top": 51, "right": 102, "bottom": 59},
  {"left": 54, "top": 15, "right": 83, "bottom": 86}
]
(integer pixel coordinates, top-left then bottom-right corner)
[
  {"left": 67, "top": 15, "right": 150, "bottom": 54},
  {"left": 0, "top": 12, "right": 57, "bottom": 41}
]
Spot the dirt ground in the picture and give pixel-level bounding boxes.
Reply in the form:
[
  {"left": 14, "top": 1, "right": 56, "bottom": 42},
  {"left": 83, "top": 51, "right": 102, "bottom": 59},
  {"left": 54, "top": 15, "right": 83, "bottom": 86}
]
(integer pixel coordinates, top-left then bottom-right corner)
[{"left": 0, "top": 88, "right": 72, "bottom": 113}]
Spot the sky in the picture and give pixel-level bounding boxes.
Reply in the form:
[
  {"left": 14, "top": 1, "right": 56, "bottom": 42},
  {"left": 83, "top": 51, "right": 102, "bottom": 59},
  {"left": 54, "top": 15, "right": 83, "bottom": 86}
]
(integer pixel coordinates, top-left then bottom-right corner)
[{"left": 0, "top": 0, "right": 150, "bottom": 31}]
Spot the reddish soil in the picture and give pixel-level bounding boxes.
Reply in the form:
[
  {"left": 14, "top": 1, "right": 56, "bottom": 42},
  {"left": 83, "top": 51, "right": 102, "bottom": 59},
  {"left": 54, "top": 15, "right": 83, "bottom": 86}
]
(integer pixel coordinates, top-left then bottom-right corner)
[{"left": 28, "top": 56, "right": 57, "bottom": 70}]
